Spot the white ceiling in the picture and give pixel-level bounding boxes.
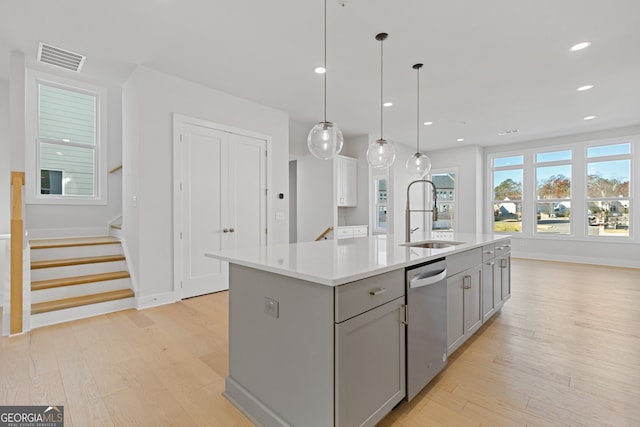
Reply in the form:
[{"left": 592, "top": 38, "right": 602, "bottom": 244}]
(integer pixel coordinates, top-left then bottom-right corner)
[{"left": 1, "top": 0, "right": 639, "bottom": 151}]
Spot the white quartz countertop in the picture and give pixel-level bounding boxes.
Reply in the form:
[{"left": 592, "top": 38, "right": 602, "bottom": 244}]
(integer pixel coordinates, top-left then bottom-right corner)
[{"left": 205, "top": 233, "right": 510, "bottom": 286}]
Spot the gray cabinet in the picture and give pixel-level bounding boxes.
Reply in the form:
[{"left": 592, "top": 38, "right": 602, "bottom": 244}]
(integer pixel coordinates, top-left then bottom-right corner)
[
  {"left": 481, "top": 240, "right": 511, "bottom": 321},
  {"left": 334, "top": 269, "right": 406, "bottom": 427},
  {"left": 335, "top": 297, "right": 405, "bottom": 427},
  {"left": 497, "top": 242, "right": 511, "bottom": 301},
  {"left": 446, "top": 249, "right": 482, "bottom": 355}
]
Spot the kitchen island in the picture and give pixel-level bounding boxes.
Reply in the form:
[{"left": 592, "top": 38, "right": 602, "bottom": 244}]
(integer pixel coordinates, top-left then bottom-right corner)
[{"left": 206, "top": 233, "right": 510, "bottom": 427}]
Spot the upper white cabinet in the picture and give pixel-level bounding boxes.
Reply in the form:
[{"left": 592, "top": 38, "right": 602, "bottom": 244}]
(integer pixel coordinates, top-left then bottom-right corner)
[{"left": 336, "top": 155, "right": 357, "bottom": 207}]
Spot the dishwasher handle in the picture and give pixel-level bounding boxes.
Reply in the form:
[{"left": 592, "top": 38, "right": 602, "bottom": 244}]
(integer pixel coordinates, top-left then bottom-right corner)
[{"left": 409, "top": 269, "right": 447, "bottom": 289}]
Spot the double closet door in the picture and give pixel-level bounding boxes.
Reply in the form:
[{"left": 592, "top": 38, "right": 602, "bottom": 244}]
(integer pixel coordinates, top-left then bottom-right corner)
[{"left": 178, "top": 120, "right": 266, "bottom": 298}]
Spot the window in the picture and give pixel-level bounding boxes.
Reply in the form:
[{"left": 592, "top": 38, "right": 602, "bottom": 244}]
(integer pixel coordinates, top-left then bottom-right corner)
[
  {"left": 586, "top": 143, "right": 630, "bottom": 237},
  {"left": 373, "top": 175, "right": 388, "bottom": 233},
  {"left": 431, "top": 172, "right": 456, "bottom": 231},
  {"left": 535, "top": 150, "right": 572, "bottom": 235},
  {"left": 26, "top": 70, "right": 107, "bottom": 205},
  {"left": 487, "top": 137, "right": 635, "bottom": 240},
  {"left": 492, "top": 155, "right": 523, "bottom": 233}
]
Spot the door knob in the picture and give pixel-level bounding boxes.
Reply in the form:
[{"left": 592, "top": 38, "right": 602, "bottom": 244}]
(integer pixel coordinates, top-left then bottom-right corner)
[
  {"left": 223, "top": 228, "right": 229, "bottom": 233},
  {"left": 229, "top": 228, "right": 235, "bottom": 233}
]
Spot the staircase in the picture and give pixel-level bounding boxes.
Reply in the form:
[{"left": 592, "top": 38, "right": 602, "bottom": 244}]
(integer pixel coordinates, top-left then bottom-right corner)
[{"left": 29, "top": 236, "right": 135, "bottom": 328}]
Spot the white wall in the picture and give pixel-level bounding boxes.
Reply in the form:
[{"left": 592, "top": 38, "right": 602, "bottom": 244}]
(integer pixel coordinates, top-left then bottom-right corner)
[
  {"left": 122, "top": 66, "right": 290, "bottom": 302},
  {"left": 0, "top": 80, "right": 9, "bottom": 235},
  {"left": 484, "top": 125, "right": 640, "bottom": 268},
  {"left": 0, "top": 80, "right": 9, "bottom": 307}
]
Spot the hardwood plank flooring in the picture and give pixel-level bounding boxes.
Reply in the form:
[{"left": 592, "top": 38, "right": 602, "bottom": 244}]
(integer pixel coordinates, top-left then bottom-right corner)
[{"left": 1, "top": 259, "right": 639, "bottom": 426}]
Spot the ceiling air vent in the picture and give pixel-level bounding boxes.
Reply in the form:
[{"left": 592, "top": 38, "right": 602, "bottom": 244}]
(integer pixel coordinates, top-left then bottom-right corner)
[{"left": 37, "top": 42, "right": 86, "bottom": 72}]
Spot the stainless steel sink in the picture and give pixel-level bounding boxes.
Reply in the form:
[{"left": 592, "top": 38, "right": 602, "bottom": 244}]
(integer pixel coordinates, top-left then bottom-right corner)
[{"left": 401, "top": 240, "right": 464, "bottom": 249}]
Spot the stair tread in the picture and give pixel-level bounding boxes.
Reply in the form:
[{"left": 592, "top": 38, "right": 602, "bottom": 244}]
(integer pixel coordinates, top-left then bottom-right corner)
[
  {"left": 32, "top": 271, "right": 131, "bottom": 291},
  {"left": 32, "top": 289, "right": 135, "bottom": 315},
  {"left": 30, "top": 236, "right": 120, "bottom": 249},
  {"left": 32, "top": 254, "right": 126, "bottom": 269}
]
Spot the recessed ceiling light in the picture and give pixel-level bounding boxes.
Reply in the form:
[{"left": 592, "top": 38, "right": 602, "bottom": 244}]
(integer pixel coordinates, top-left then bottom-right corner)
[
  {"left": 498, "top": 129, "right": 520, "bottom": 136},
  {"left": 62, "top": 138, "right": 71, "bottom": 142},
  {"left": 584, "top": 115, "right": 596, "bottom": 120},
  {"left": 383, "top": 102, "right": 393, "bottom": 107},
  {"left": 456, "top": 138, "right": 464, "bottom": 142},
  {"left": 577, "top": 85, "right": 593, "bottom": 91},
  {"left": 314, "top": 66, "right": 326, "bottom": 74},
  {"left": 423, "top": 121, "right": 433, "bottom": 126},
  {"left": 570, "top": 41, "right": 591, "bottom": 52}
]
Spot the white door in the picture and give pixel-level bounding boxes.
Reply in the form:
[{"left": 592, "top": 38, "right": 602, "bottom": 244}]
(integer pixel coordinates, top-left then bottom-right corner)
[{"left": 177, "top": 121, "right": 266, "bottom": 298}]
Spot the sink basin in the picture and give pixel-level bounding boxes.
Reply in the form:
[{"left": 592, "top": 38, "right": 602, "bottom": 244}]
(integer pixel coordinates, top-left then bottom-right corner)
[{"left": 401, "top": 240, "right": 464, "bottom": 249}]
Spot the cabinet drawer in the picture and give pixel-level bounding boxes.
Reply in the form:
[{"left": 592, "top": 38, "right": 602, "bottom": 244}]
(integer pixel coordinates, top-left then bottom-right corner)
[
  {"left": 495, "top": 239, "right": 511, "bottom": 255},
  {"left": 335, "top": 269, "right": 404, "bottom": 323},
  {"left": 352, "top": 226, "right": 368, "bottom": 237},
  {"left": 446, "top": 248, "right": 482, "bottom": 277},
  {"left": 482, "top": 243, "right": 496, "bottom": 262},
  {"left": 336, "top": 228, "right": 354, "bottom": 239}
]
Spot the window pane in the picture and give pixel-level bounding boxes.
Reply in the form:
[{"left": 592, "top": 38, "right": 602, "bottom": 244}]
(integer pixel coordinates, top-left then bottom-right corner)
[
  {"left": 536, "top": 150, "right": 572, "bottom": 163},
  {"left": 536, "top": 202, "right": 570, "bottom": 234},
  {"left": 536, "top": 165, "right": 571, "bottom": 199},
  {"left": 493, "top": 155, "right": 523, "bottom": 167},
  {"left": 433, "top": 202, "right": 454, "bottom": 231},
  {"left": 432, "top": 173, "right": 455, "bottom": 201},
  {"left": 39, "top": 84, "right": 96, "bottom": 145},
  {"left": 377, "top": 206, "right": 387, "bottom": 229},
  {"left": 587, "top": 200, "right": 629, "bottom": 237},
  {"left": 40, "top": 142, "right": 95, "bottom": 196},
  {"left": 376, "top": 177, "right": 387, "bottom": 202},
  {"left": 587, "top": 143, "right": 630, "bottom": 158},
  {"left": 587, "top": 160, "right": 630, "bottom": 198},
  {"left": 494, "top": 169, "right": 523, "bottom": 200},
  {"left": 40, "top": 169, "right": 62, "bottom": 194},
  {"left": 493, "top": 201, "right": 522, "bottom": 233}
]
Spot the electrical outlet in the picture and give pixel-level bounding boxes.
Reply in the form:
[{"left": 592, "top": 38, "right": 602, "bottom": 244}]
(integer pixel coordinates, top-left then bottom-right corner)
[{"left": 264, "top": 297, "right": 279, "bottom": 318}]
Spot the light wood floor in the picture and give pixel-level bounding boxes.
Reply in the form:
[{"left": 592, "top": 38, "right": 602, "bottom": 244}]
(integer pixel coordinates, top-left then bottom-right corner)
[{"left": 1, "top": 259, "right": 639, "bottom": 426}]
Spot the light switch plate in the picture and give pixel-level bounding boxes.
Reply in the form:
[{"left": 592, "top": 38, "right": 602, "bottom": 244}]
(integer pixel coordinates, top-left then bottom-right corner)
[{"left": 264, "top": 297, "right": 279, "bottom": 318}]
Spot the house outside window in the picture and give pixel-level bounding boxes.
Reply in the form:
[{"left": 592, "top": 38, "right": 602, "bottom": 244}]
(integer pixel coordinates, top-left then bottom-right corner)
[
  {"left": 535, "top": 149, "right": 572, "bottom": 235},
  {"left": 373, "top": 174, "right": 388, "bottom": 234},
  {"left": 26, "top": 69, "right": 108, "bottom": 205},
  {"left": 431, "top": 171, "right": 456, "bottom": 231},
  {"left": 586, "top": 143, "right": 631, "bottom": 237},
  {"left": 492, "top": 155, "right": 523, "bottom": 233}
]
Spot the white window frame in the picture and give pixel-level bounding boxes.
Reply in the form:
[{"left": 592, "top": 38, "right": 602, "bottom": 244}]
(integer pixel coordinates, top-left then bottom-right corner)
[
  {"left": 489, "top": 152, "right": 525, "bottom": 235},
  {"left": 371, "top": 170, "right": 389, "bottom": 235},
  {"left": 486, "top": 135, "right": 637, "bottom": 242},
  {"left": 25, "top": 69, "right": 108, "bottom": 205}
]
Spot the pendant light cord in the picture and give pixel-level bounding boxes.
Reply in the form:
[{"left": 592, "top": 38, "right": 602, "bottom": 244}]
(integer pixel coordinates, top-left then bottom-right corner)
[
  {"left": 323, "top": 0, "right": 327, "bottom": 122},
  {"left": 416, "top": 66, "right": 420, "bottom": 153},
  {"left": 380, "top": 35, "right": 384, "bottom": 140}
]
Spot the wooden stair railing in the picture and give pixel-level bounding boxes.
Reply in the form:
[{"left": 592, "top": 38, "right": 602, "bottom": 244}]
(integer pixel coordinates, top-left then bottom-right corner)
[
  {"left": 315, "top": 226, "right": 334, "bottom": 241},
  {"left": 10, "top": 171, "right": 25, "bottom": 334}
]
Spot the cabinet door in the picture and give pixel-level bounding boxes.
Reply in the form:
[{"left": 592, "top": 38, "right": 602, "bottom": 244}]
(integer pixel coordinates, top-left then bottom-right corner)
[
  {"left": 335, "top": 297, "right": 405, "bottom": 427},
  {"left": 500, "top": 255, "right": 511, "bottom": 301},
  {"left": 337, "top": 156, "right": 357, "bottom": 207},
  {"left": 482, "top": 261, "right": 496, "bottom": 322},
  {"left": 463, "top": 266, "right": 483, "bottom": 336},
  {"left": 447, "top": 274, "right": 465, "bottom": 354}
]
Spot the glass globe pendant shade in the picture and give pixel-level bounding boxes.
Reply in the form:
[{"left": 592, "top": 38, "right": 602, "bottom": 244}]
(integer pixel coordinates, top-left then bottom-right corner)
[
  {"left": 366, "top": 139, "right": 396, "bottom": 169},
  {"left": 405, "top": 152, "right": 432, "bottom": 178},
  {"left": 307, "top": 121, "right": 343, "bottom": 160}
]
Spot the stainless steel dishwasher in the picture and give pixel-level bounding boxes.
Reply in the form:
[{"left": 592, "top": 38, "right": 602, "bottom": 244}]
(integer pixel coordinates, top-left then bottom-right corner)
[{"left": 405, "top": 258, "right": 448, "bottom": 401}]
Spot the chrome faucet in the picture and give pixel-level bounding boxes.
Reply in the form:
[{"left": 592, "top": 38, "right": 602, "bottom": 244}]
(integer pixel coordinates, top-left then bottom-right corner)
[{"left": 405, "top": 179, "right": 438, "bottom": 242}]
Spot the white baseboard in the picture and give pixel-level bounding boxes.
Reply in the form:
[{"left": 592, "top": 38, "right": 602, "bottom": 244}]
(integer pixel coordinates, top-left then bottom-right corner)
[
  {"left": 137, "top": 292, "right": 177, "bottom": 309},
  {"left": 513, "top": 250, "right": 640, "bottom": 269},
  {"left": 27, "top": 227, "right": 110, "bottom": 239}
]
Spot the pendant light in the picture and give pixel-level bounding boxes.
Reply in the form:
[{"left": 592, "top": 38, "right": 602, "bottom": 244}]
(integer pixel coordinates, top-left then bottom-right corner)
[
  {"left": 366, "top": 33, "right": 396, "bottom": 169},
  {"left": 405, "top": 63, "right": 432, "bottom": 177},
  {"left": 307, "top": 0, "right": 343, "bottom": 160}
]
